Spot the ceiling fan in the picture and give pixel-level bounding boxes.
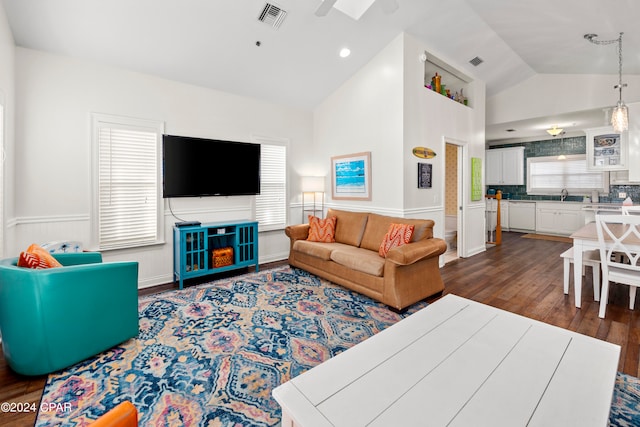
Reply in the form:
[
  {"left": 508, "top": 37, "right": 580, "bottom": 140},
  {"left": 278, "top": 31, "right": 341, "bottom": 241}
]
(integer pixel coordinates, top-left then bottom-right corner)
[{"left": 315, "top": 0, "right": 399, "bottom": 17}]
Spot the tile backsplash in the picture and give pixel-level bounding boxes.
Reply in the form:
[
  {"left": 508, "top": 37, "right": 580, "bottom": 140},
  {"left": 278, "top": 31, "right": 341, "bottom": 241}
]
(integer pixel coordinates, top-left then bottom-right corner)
[{"left": 488, "top": 136, "right": 640, "bottom": 203}]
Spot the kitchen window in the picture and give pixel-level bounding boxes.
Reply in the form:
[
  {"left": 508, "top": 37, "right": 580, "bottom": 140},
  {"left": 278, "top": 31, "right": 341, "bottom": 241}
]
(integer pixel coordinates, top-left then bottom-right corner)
[{"left": 526, "top": 154, "right": 608, "bottom": 195}]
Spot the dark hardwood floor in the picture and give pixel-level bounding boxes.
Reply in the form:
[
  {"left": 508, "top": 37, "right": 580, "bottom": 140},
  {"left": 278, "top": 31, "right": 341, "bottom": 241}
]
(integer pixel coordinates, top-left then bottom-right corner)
[{"left": 2, "top": 232, "right": 638, "bottom": 426}]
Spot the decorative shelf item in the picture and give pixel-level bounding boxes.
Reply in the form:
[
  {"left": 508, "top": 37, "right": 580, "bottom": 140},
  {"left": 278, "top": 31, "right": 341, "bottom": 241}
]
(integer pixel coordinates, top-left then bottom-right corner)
[{"left": 422, "top": 51, "right": 472, "bottom": 107}]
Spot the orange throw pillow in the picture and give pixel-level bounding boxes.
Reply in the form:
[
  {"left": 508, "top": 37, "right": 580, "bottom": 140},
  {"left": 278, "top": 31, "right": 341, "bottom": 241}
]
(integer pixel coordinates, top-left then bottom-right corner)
[
  {"left": 307, "top": 215, "right": 337, "bottom": 243},
  {"left": 379, "top": 223, "right": 415, "bottom": 257},
  {"left": 17, "top": 243, "right": 63, "bottom": 269}
]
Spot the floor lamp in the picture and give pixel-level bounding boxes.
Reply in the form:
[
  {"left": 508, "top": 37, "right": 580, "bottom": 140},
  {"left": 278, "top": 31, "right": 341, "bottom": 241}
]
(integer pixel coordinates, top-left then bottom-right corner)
[{"left": 301, "top": 176, "right": 325, "bottom": 222}]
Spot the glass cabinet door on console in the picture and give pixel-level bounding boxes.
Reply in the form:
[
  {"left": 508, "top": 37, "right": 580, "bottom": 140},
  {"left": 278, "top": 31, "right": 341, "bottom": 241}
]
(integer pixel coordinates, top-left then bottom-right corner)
[{"left": 184, "top": 230, "right": 207, "bottom": 273}]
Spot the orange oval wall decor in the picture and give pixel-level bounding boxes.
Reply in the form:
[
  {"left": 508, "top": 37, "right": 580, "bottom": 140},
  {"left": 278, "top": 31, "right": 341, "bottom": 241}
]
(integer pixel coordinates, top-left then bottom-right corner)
[{"left": 412, "top": 147, "right": 436, "bottom": 159}]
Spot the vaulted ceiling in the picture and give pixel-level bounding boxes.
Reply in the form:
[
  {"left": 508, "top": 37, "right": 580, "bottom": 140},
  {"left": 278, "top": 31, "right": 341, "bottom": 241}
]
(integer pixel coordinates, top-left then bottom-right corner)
[{"left": 2, "top": 0, "right": 639, "bottom": 141}]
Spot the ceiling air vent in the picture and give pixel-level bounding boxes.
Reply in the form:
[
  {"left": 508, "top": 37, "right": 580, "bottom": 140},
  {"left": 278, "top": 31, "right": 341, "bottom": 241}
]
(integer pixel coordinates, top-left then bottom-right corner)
[
  {"left": 469, "top": 56, "right": 484, "bottom": 67},
  {"left": 258, "top": 3, "right": 287, "bottom": 30}
]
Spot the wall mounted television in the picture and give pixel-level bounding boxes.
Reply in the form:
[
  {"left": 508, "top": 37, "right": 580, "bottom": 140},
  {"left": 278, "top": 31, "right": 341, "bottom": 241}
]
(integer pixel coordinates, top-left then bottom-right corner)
[{"left": 162, "top": 134, "right": 261, "bottom": 198}]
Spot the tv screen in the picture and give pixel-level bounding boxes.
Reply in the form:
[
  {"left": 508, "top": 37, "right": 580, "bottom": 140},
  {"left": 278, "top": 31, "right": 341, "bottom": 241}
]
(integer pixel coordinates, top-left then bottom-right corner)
[{"left": 162, "top": 135, "right": 261, "bottom": 198}]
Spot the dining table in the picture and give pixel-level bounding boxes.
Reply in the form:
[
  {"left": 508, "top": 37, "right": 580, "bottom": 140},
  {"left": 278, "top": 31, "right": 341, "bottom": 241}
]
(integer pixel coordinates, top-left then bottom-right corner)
[{"left": 570, "top": 220, "right": 640, "bottom": 309}]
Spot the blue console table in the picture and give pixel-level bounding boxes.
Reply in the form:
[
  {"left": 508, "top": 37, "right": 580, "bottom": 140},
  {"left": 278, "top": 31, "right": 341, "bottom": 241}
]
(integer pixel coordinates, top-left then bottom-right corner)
[{"left": 173, "top": 220, "right": 259, "bottom": 289}]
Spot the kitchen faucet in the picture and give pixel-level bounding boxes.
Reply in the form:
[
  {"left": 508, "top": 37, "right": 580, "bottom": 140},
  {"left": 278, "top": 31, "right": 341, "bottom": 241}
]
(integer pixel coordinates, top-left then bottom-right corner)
[{"left": 560, "top": 188, "right": 568, "bottom": 202}]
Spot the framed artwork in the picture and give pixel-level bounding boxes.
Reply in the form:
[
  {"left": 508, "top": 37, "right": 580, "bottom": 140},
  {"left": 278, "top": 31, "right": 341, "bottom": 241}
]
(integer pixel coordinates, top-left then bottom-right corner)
[
  {"left": 585, "top": 126, "right": 628, "bottom": 171},
  {"left": 331, "top": 152, "right": 371, "bottom": 200},
  {"left": 417, "top": 163, "right": 432, "bottom": 188},
  {"left": 471, "top": 157, "right": 482, "bottom": 201}
]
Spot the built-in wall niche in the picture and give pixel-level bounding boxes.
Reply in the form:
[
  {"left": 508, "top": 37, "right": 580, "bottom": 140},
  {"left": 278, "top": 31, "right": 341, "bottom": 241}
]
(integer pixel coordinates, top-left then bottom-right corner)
[{"left": 422, "top": 51, "right": 472, "bottom": 108}]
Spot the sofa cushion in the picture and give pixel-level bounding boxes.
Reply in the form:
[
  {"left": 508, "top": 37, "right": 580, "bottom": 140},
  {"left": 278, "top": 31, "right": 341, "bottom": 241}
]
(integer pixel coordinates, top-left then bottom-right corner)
[
  {"left": 327, "top": 209, "right": 369, "bottom": 247},
  {"left": 360, "top": 213, "right": 434, "bottom": 251},
  {"left": 379, "top": 223, "right": 414, "bottom": 257},
  {"left": 307, "top": 215, "right": 337, "bottom": 242},
  {"left": 293, "top": 240, "right": 351, "bottom": 261},
  {"left": 330, "top": 246, "right": 385, "bottom": 277}
]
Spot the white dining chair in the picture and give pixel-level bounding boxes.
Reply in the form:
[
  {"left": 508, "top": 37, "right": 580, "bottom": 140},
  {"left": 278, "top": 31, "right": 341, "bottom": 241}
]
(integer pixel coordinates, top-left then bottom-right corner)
[
  {"left": 595, "top": 214, "right": 640, "bottom": 318},
  {"left": 560, "top": 247, "right": 600, "bottom": 301},
  {"left": 622, "top": 206, "right": 640, "bottom": 215}
]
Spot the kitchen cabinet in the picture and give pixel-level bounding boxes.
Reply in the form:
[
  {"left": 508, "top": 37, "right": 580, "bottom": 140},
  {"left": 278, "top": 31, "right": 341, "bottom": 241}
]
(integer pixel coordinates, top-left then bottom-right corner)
[
  {"left": 486, "top": 198, "right": 509, "bottom": 231},
  {"left": 610, "top": 170, "right": 640, "bottom": 184},
  {"left": 535, "top": 203, "right": 584, "bottom": 236},
  {"left": 509, "top": 201, "right": 536, "bottom": 231},
  {"left": 486, "top": 147, "right": 525, "bottom": 185}
]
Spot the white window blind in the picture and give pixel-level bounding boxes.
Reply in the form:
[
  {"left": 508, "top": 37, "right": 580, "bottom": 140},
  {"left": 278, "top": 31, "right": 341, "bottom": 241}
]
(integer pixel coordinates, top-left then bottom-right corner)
[
  {"left": 255, "top": 142, "right": 287, "bottom": 231},
  {"left": 92, "top": 114, "right": 164, "bottom": 250},
  {"left": 527, "top": 154, "right": 608, "bottom": 195}
]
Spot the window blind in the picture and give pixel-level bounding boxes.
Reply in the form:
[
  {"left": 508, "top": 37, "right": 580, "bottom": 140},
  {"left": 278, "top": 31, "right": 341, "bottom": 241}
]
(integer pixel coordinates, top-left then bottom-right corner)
[
  {"left": 256, "top": 143, "right": 287, "bottom": 231},
  {"left": 527, "top": 155, "right": 608, "bottom": 195},
  {"left": 93, "top": 115, "right": 163, "bottom": 250}
]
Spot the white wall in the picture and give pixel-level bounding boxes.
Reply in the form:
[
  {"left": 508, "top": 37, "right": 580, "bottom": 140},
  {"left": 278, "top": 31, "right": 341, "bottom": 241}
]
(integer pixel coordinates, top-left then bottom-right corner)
[
  {"left": 313, "top": 33, "right": 487, "bottom": 257},
  {"left": 0, "top": 3, "right": 14, "bottom": 258},
  {"left": 402, "top": 33, "right": 486, "bottom": 257},
  {"left": 314, "top": 33, "right": 405, "bottom": 214},
  {"left": 627, "top": 102, "right": 640, "bottom": 182},
  {"left": 13, "top": 47, "right": 313, "bottom": 287},
  {"left": 487, "top": 73, "right": 640, "bottom": 126}
]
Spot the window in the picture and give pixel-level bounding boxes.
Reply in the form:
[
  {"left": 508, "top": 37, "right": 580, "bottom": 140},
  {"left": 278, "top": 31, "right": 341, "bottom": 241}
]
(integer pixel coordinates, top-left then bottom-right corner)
[
  {"left": 527, "top": 154, "right": 608, "bottom": 195},
  {"left": 92, "top": 114, "right": 164, "bottom": 250},
  {"left": 254, "top": 136, "right": 287, "bottom": 232}
]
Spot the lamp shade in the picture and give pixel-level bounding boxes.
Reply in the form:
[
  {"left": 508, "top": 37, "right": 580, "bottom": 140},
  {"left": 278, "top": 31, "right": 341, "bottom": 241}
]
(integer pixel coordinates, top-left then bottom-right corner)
[
  {"left": 301, "top": 176, "right": 325, "bottom": 192},
  {"left": 546, "top": 126, "right": 563, "bottom": 137},
  {"left": 612, "top": 102, "right": 629, "bottom": 133}
]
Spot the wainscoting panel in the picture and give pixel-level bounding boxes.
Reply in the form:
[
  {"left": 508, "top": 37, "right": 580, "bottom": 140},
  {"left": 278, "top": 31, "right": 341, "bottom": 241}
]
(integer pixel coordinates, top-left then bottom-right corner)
[
  {"left": 10, "top": 207, "right": 291, "bottom": 289},
  {"left": 9, "top": 215, "right": 91, "bottom": 256},
  {"left": 465, "top": 202, "right": 488, "bottom": 257}
]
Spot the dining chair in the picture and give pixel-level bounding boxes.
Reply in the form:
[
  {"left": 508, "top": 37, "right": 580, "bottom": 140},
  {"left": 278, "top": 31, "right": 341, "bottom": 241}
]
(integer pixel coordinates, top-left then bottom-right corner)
[
  {"left": 622, "top": 206, "right": 640, "bottom": 215},
  {"left": 595, "top": 214, "right": 640, "bottom": 318},
  {"left": 560, "top": 247, "right": 600, "bottom": 301}
]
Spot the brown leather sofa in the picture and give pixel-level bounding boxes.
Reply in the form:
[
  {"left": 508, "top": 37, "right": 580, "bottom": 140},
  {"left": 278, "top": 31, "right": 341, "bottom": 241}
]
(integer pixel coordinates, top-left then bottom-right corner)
[{"left": 285, "top": 208, "right": 447, "bottom": 310}]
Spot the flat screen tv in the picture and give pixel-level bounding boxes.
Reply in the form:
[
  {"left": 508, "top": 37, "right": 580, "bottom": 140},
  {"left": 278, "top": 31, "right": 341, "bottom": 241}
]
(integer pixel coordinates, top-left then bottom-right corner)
[{"left": 162, "top": 134, "right": 261, "bottom": 198}]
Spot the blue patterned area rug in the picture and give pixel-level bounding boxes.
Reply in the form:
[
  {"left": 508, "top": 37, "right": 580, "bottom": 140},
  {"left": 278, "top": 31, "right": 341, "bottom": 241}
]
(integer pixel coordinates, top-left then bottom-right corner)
[
  {"left": 611, "top": 372, "right": 640, "bottom": 426},
  {"left": 35, "top": 266, "right": 428, "bottom": 426}
]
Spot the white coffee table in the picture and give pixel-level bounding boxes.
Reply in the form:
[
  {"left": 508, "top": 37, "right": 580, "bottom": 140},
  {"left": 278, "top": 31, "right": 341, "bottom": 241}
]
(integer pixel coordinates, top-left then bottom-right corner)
[{"left": 273, "top": 294, "right": 620, "bottom": 427}]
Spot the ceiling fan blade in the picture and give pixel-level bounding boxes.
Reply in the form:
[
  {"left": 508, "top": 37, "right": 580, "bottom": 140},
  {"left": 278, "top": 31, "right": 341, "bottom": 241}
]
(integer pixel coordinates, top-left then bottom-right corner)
[
  {"left": 379, "top": 0, "right": 398, "bottom": 14},
  {"left": 315, "top": 0, "right": 338, "bottom": 16}
]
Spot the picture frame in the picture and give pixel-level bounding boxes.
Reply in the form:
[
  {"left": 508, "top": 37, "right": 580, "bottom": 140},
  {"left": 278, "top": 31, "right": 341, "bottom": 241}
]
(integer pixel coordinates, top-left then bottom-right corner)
[
  {"left": 585, "top": 126, "right": 628, "bottom": 171},
  {"left": 331, "top": 152, "right": 371, "bottom": 200},
  {"left": 471, "top": 157, "right": 482, "bottom": 201},
  {"left": 417, "top": 163, "right": 432, "bottom": 188}
]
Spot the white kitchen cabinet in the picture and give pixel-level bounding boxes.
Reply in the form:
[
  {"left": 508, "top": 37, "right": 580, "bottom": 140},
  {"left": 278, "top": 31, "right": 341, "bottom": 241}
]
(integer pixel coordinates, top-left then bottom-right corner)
[
  {"left": 486, "top": 147, "right": 525, "bottom": 185},
  {"left": 486, "top": 198, "right": 509, "bottom": 231},
  {"left": 535, "top": 202, "right": 584, "bottom": 236},
  {"left": 508, "top": 201, "right": 536, "bottom": 231},
  {"left": 610, "top": 170, "right": 640, "bottom": 184}
]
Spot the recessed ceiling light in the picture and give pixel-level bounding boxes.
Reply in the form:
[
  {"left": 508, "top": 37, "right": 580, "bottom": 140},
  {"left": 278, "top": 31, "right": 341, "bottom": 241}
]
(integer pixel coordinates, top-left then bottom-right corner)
[{"left": 339, "top": 47, "right": 351, "bottom": 58}]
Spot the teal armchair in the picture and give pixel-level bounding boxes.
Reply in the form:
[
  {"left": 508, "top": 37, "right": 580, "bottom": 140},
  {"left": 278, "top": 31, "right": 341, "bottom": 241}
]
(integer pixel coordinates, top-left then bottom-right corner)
[{"left": 0, "top": 252, "right": 139, "bottom": 376}]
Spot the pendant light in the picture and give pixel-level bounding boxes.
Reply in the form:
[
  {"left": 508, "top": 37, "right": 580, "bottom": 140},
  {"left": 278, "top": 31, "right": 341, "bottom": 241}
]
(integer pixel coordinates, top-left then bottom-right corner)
[
  {"left": 584, "top": 32, "right": 628, "bottom": 132},
  {"left": 546, "top": 125, "right": 563, "bottom": 137}
]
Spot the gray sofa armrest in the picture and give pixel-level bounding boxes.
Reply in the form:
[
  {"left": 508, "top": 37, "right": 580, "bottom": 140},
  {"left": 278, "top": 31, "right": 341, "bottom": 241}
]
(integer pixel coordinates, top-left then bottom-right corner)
[{"left": 385, "top": 238, "right": 447, "bottom": 266}]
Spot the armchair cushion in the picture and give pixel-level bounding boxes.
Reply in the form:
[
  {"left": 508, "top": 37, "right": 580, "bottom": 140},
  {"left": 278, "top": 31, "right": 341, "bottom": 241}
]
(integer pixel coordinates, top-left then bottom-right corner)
[{"left": 17, "top": 243, "right": 62, "bottom": 269}]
